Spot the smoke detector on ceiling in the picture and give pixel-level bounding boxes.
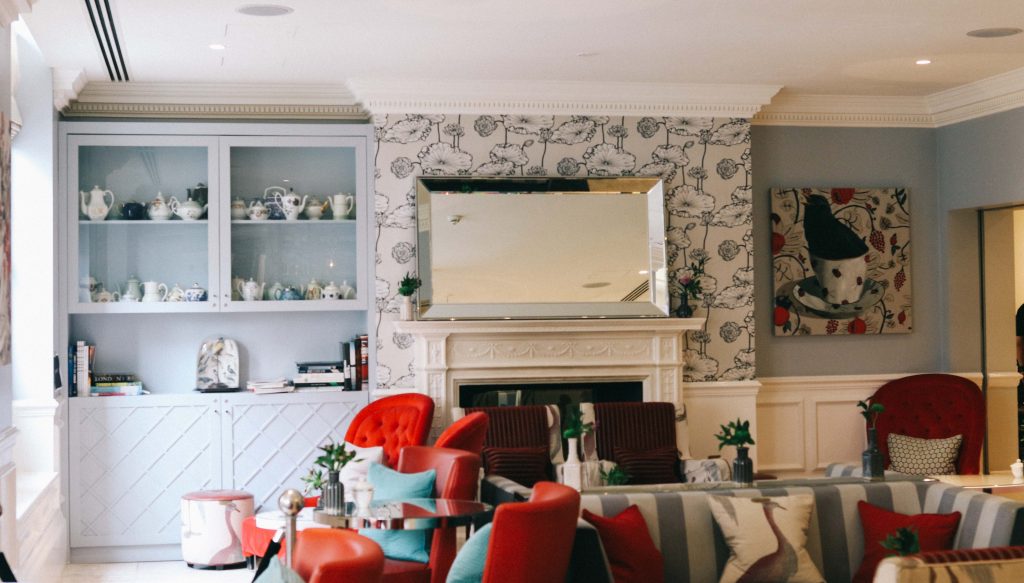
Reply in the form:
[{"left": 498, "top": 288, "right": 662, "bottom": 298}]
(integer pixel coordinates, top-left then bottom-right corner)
[{"left": 237, "top": 4, "right": 294, "bottom": 17}]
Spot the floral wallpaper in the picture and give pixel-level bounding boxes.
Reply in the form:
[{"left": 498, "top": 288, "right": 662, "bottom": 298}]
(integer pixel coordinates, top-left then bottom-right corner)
[{"left": 373, "top": 114, "right": 755, "bottom": 385}]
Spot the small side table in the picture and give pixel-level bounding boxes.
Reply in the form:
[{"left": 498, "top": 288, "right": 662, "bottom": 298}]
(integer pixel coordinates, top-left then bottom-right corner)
[
  {"left": 312, "top": 498, "right": 492, "bottom": 530},
  {"left": 930, "top": 471, "right": 1024, "bottom": 495},
  {"left": 181, "top": 489, "right": 253, "bottom": 570},
  {"left": 254, "top": 507, "right": 329, "bottom": 531}
]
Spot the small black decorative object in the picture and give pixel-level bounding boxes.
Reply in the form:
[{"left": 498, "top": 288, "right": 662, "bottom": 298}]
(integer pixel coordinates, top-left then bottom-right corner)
[
  {"left": 321, "top": 471, "right": 344, "bottom": 514},
  {"left": 733, "top": 446, "right": 754, "bottom": 485},
  {"left": 858, "top": 398, "right": 886, "bottom": 480},
  {"left": 676, "top": 296, "right": 694, "bottom": 318},
  {"left": 715, "top": 418, "right": 756, "bottom": 486}
]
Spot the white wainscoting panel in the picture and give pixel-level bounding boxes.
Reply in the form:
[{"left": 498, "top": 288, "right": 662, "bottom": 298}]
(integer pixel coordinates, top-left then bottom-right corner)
[
  {"left": 222, "top": 391, "right": 367, "bottom": 512},
  {"left": 685, "top": 381, "right": 761, "bottom": 462},
  {"left": 69, "top": 395, "right": 221, "bottom": 549}
]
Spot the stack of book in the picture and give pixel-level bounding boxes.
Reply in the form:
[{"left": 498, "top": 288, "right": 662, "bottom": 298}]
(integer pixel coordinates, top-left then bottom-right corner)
[
  {"left": 339, "top": 333, "right": 369, "bottom": 391},
  {"left": 91, "top": 374, "right": 144, "bottom": 397},
  {"left": 68, "top": 341, "right": 144, "bottom": 397},
  {"left": 295, "top": 361, "right": 346, "bottom": 391},
  {"left": 246, "top": 378, "right": 294, "bottom": 394}
]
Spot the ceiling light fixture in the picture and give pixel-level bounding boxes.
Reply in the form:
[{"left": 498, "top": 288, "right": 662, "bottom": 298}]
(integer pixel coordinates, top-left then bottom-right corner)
[
  {"left": 576, "top": 51, "right": 598, "bottom": 58},
  {"left": 209, "top": 43, "right": 227, "bottom": 50},
  {"left": 967, "top": 27, "right": 1023, "bottom": 38},
  {"left": 237, "top": 4, "right": 294, "bottom": 17},
  {"left": 915, "top": 59, "right": 932, "bottom": 65}
]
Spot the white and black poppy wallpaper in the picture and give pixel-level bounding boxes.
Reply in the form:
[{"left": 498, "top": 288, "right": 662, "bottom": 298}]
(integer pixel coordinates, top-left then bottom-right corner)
[
  {"left": 770, "top": 187, "right": 912, "bottom": 336},
  {"left": 374, "top": 115, "right": 755, "bottom": 384}
]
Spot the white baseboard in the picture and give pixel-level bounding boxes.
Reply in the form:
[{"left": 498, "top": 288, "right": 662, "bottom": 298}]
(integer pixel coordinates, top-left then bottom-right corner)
[{"left": 71, "top": 544, "right": 182, "bottom": 564}]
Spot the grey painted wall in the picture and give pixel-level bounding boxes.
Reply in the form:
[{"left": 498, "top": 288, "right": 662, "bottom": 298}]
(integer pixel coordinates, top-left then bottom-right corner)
[
  {"left": 938, "top": 108, "right": 1024, "bottom": 212},
  {"left": 752, "top": 126, "right": 942, "bottom": 376}
]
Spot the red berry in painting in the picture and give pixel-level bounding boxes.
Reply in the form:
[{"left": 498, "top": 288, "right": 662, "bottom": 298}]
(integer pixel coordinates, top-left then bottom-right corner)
[
  {"left": 772, "top": 232, "right": 785, "bottom": 255},
  {"left": 898, "top": 310, "right": 907, "bottom": 325},
  {"left": 826, "top": 320, "right": 838, "bottom": 334},
  {"left": 774, "top": 306, "right": 790, "bottom": 327},
  {"left": 830, "top": 188, "right": 855, "bottom": 205},
  {"left": 894, "top": 268, "right": 906, "bottom": 291},
  {"left": 832, "top": 268, "right": 842, "bottom": 277},
  {"left": 847, "top": 318, "right": 867, "bottom": 334},
  {"left": 890, "top": 233, "right": 898, "bottom": 246},
  {"left": 870, "top": 230, "right": 885, "bottom": 253},
  {"left": 856, "top": 276, "right": 863, "bottom": 285}
]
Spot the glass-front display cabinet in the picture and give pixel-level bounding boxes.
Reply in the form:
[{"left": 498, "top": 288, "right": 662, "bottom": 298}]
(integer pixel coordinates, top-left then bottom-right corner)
[
  {"left": 219, "top": 137, "right": 366, "bottom": 311},
  {"left": 68, "top": 135, "right": 219, "bottom": 313},
  {"left": 66, "top": 130, "right": 368, "bottom": 314}
]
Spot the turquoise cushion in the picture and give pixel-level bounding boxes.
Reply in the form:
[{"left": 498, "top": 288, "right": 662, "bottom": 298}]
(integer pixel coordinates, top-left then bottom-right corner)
[
  {"left": 360, "top": 462, "right": 437, "bottom": 563},
  {"left": 446, "top": 523, "right": 492, "bottom": 583},
  {"left": 255, "top": 556, "right": 305, "bottom": 583}
]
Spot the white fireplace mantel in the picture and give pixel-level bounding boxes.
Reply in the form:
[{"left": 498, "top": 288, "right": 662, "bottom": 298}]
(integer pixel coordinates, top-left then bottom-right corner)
[{"left": 394, "top": 318, "right": 704, "bottom": 428}]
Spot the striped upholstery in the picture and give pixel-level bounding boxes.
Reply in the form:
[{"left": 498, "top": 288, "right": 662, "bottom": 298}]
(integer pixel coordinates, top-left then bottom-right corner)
[
  {"left": 915, "top": 545, "right": 1024, "bottom": 563},
  {"left": 465, "top": 405, "right": 563, "bottom": 464},
  {"left": 593, "top": 402, "right": 677, "bottom": 463},
  {"left": 874, "top": 546, "right": 1024, "bottom": 582},
  {"left": 576, "top": 480, "right": 1024, "bottom": 583}
]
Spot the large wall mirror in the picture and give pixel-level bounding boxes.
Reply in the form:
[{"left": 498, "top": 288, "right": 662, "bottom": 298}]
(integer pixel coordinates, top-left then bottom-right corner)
[{"left": 415, "top": 177, "right": 669, "bottom": 320}]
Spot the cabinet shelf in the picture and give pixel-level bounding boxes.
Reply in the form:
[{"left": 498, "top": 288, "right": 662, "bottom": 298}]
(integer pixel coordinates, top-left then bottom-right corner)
[
  {"left": 223, "top": 298, "right": 365, "bottom": 312},
  {"left": 79, "top": 219, "right": 209, "bottom": 225},
  {"left": 69, "top": 300, "right": 217, "bottom": 314},
  {"left": 229, "top": 219, "right": 356, "bottom": 225}
]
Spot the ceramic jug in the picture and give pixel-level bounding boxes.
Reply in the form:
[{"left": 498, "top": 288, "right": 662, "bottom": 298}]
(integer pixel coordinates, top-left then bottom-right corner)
[
  {"left": 148, "top": 192, "right": 173, "bottom": 220},
  {"left": 322, "top": 281, "right": 341, "bottom": 300},
  {"left": 142, "top": 281, "right": 168, "bottom": 302},
  {"left": 230, "top": 198, "right": 247, "bottom": 220},
  {"left": 80, "top": 186, "right": 115, "bottom": 221},
  {"left": 166, "top": 284, "right": 186, "bottom": 302},
  {"left": 94, "top": 287, "right": 120, "bottom": 303},
  {"left": 237, "top": 278, "right": 265, "bottom": 302},
  {"left": 121, "top": 202, "right": 146, "bottom": 220},
  {"left": 275, "top": 286, "right": 303, "bottom": 301},
  {"left": 169, "top": 196, "right": 208, "bottom": 221},
  {"left": 338, "top": 280, "right": 355, "bottom": 300},
  {"left": 280, "top": 189, "right": 308, "bottom": 221},
  {"left": 247, "top": 200, "right": 269, "bottom": 221},
  {"left": 304, "top": 197, "right": 325, "bottom": 220},
  {"left": 327, "top": 193, "right": 355, "bottom": 220},
  {"left": 231, "top": 277, "right": 245, "bottom": 301},
  {"left": 304, "top": 279, "right": 322, "bottom": 300},
  {"left": 264, "top": 186, "right": 287, "bottom": 220},
  {"left": 122, "top": 276, "right": 142, "bottom": 302},
  {"left": 184, "top": 283, "right": 208, "bottom": 302},
  {"left": 265, "top": 281, "right": 284, "bottom": 301}
]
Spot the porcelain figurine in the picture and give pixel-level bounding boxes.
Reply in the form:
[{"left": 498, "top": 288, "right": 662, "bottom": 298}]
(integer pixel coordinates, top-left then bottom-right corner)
[
  {"left": 230, "top": 198, "right": 247, "bottom": 220},
  {"left": 148, "top": 192, "right": 173, "bottom": 220},
  {"left": 237, "top": 278, "right": 264, "bottom": 302},
  {"left": 328, "top": 193, "right": 354, "bottom": 220},
  {"left": 304, "top": 279, "right": 322, "bottom": 300},
  {"left": 94, "top": 286, "right": 120, "bottom": 303},
  {"left": 247, "top": 200, "right": 269, "bottom": 221},
  {"left": 122, "top": 276, "right": 142, "bottom": 302},
  {"left": 338, "top": 280, "right": 355, "bottom": 300},
  {"left": 266, "top": 281, "right": 284, "bottom": 301},
  {"left": 275, "top": 285, "right": 303, "bottom": 301},
  {"left": 280, "top": 188, "right": 308, "bottom": 221},
  {"left": 185, "top": 282, "right": 208, "bottom": 302},
  {"left": 322, "top": 281, "right": 341, "bottom": 300},
  {"left": 196, "top": 336, "right": 240, "bottom": 391},
  {"left": 304, "top": 197, "right": 325, "bottom": 220},
  {"left": 141, "top": 281, "right": 168, "bottom": 302},
  {"left": 166, "top": 284, "right": 187, "bottom": 302},
  {"left": 169, "top": 196, "right": 208, "bottom": 221},
  {"left": 80, "top": 186, "right": 115, "bottom": 221}
]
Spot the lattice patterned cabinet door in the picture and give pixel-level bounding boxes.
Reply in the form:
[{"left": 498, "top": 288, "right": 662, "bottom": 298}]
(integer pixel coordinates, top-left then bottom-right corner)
[
  {"left": 69, "top": 396, "right": 221, "bottom": 548},
  {"left": 221, "top": 392, "right": 367, "bottom": 512}
]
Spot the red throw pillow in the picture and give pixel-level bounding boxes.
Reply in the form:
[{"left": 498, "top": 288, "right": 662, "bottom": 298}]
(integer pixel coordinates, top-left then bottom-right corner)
[
  {"left": 582, "top": 505, "right": 665, "bottom": 583},
  {"left": 482, "top": 446, "right": 550, "bottom": 487},
  {"left": 614, "top": 446, "right": 679, "bottom": 484},
  {"left": 853, "top": 501, "right": 961, "bottom": 583}
]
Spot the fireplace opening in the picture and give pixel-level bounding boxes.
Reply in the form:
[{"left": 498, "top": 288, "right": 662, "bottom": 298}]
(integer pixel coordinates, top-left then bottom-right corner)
[{"left": 459, "top": 381, "right": 643, "bottom": 420}]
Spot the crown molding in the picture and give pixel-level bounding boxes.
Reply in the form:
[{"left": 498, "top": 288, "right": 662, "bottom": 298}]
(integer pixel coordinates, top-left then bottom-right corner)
[
  {"left": 754, "top": 93, "right": 933, "bottom": 128},
  {"left": 62, "top": 81, "right": 366, "bottom": 119},
  {"left": 927, "top": 66, "right": 1024, "bottom": 127},
  {"left": 0, "top": 0, "right": 34, "bottom": 28},
  {"left": 348, "top": 78, "right": 782, "bottom": 118},
  {"left": 53, "top": 68, "right": 86, "bottom": 111}
]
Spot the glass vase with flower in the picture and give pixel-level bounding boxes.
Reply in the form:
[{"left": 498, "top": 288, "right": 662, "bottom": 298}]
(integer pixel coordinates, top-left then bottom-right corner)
[{"left": 675, "top": 254, "right": 708, "bottom": 318}]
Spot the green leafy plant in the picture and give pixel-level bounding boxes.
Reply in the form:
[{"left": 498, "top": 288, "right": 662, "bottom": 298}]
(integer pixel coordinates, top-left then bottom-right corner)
[
  {"left": 300, "top": 468, "right": 324, "bottom": 495},
  {"left": 857, "top": 399, "right": 886, "bottom": 429},
  {"left": 562, "top": 406, "right": 594, "bottom": 439},
  {"left": 880, "top": 526, "right": 920, "bottom": 557},
  {"left": 600, "top": 465, "right": 630, "bottom": 486},
  {"left": 314, "top": 441, "right": 357, "bottom": 472},
  {"left": 398, "top": 273, "right": 422, "bottom": 297},
  {"left": 676, "top": 255, "right": 709, "bottom": 301},
  {"left": 715, "top": 418, "right": 756, "bottom": 450}
]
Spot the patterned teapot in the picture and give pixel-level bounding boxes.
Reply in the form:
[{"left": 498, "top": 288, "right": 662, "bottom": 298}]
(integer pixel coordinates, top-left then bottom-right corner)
[
  {"left": 80, "top": 186, "right": 115, "bottom": 221},
  {"left": 148, "top": 192, "right": 173, "bottom": 220}
]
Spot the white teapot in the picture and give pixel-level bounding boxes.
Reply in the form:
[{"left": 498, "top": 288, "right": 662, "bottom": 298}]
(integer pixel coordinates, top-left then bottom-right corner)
[
  {"left": 338, "top": 280, "right": 355, "bottom": 300},
  {"left": 304, "top": 197, "right": 325, "bottom": 220},
  {"left": 169, "top": 196, "right": 207, "bottom": 221},
  {"left": 80, "top": 186, "right": 115, "bottom": 221},
  {"left": 230, "top": 198, "right": 247, "bottom": 220},
  {"left": 304, "top": 279, "right": 323, "bottom": 300},
  {"left": 322, "top": 281, "right": 342, "bottom": 300},
  {"left": 280, "top": 188, "right": 308, "bottom": 221},
  {"left": 94, "top": 286, "right": 121, "bottom": 303},
  {"left": 236, "top": 278, "right": 265, "bottom": 302},
  {"left": 166, "top": 283, "right": 186, "bottom": 302},
  {"left": 148, "top": 192, "right": 173, "bottom": 220},
  {"left": 328, "top": 193, "right": 355, "bottom": 220},
  {"left": 247, "top": 200, "right": 269, "bottom": 221}
]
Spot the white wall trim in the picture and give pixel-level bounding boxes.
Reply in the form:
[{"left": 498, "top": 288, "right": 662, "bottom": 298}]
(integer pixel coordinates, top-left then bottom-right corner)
[
  {"left": 349, "top": 78, "right": 782, "bottom": 117},
  {"left": 0, "top": 0, "right": 34, "bottom": 28},
  {"left": 52, "top": 68, "right": 85, "bottom": 111}
]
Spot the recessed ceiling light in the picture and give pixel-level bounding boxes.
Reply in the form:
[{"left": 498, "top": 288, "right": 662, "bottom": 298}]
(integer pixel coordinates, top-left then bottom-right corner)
[
  {"left": 915, "top": 59, "right": 932, "bottom": 65},
  {"left": 237, "top": 4, "right": 294, "bottom": 17},
  {"left": 209, "top": 43, "right": 227, "bottom": 50},
  {"left": 967, "top": 27, "right": 1023, "bottom": 38},
  {"left": 576, "top": 51, "right": 599, "bottom": 58}
]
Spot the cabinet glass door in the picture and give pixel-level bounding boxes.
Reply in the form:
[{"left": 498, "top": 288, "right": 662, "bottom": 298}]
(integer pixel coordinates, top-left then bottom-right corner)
[
  {"left": 69, "top": 135, "right": 219, "bottom": 313},
  {"left": 220, "top": 136, "right": 367, "bottom": 311}
]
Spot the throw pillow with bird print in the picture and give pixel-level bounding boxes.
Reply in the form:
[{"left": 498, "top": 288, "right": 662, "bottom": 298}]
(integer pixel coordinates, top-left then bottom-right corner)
[{"left": 707, "top": 494, "right": 824, "bottom": 583}]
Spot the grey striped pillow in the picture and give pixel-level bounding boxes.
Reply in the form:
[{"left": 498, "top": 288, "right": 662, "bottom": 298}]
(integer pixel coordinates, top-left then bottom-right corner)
[{"left": 887, "top": 433, "right": 962, "bottom": 475}]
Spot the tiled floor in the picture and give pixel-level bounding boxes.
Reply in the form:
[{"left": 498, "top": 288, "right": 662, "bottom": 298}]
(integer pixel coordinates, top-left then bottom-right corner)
[{"left": 59, "top": 562, "right": 253, "bottom": 583}]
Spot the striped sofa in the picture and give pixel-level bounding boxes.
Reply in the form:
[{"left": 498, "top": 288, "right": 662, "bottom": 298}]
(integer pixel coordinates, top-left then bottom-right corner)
[{"left": 571, "top": 478, "right": 1024, "bottom": 583}]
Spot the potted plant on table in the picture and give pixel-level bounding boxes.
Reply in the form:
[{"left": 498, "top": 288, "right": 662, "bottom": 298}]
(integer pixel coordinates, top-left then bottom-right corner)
[
  {"left": 562, "top": 406, "right": 594, "bottom": 491},
  {"left": 858, "top": 398, "right": 886, "bottom": 480},
  {"left": 715, "top": 418, "right": 756, "bottom": 485},
  {"left": 397, "top": 272, "right": 422, "bottom": 321},
  {"left": 300, "top": 468, "right": 324, "bottom": 508},
  {"left": 314, "top": 441, "right": 358, "bottom": 514},
  {"left": 675, "top": 255, "right": 708, "bottom": 318}
]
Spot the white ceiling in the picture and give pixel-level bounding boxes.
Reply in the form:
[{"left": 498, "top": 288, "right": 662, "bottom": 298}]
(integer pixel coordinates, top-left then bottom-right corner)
[{"left": 20, "top": 0, "right": 1024, "bottom": 100}]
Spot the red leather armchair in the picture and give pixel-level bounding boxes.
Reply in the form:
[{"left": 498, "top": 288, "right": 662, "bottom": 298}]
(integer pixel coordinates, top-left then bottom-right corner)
[
  {"left": 382, "top": 446, "right": 482, "bottom": 583},
  {"left": 872, "top": 373, "right": 985, "bottom": 474},
  {"left": 481, "top": 481, "right": 580, "bottom": 583},
  {"left": 347, "top": 393, "right": 436, "bottom": 467},
  {"left": 435, "top": 412, "right": 489, "bottom": 455},
  {"left": 294, "top": 528, "right": 385, "bottom": 583}
]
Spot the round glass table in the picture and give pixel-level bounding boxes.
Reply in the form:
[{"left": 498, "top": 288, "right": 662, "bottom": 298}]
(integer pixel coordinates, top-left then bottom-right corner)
[{"left": 312, "top": 498, "right": 492, "bottom": 530}]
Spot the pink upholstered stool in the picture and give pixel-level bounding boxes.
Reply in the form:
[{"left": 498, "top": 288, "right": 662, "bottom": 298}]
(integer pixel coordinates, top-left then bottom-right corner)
[{"left": 181, "top": 489, "right": 254, "bottom": 570}]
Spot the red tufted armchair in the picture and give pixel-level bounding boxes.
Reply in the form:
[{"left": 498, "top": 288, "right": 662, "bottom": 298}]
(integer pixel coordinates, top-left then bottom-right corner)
[
  {"left": 434, "top": 412, "right": 489, "bottom": 455},
  {"left": 871, "top": 373, "right": 985, "bottom": 474},
  {"left": 293, "top": 528, "right": 385, "bottom": 583},
  {"left": 347, "top": 393, "right": 436, "bottom": 467}
]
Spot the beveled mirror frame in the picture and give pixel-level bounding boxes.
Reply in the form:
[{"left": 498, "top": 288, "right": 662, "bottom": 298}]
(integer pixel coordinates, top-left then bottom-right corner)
[{"left": 415, "top": 176, "right": 669, "bottom": 320}]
